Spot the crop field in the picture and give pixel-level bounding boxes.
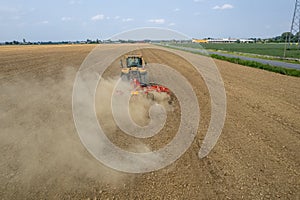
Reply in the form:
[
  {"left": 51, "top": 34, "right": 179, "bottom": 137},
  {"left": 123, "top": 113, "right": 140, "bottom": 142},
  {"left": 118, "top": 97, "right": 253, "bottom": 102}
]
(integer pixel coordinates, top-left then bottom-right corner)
[
  {"left": 0, "top": 44, "right": 299, "bottom": 199},
  {"left": 171, "top": 42, "right": 300, "bottom": 59}
]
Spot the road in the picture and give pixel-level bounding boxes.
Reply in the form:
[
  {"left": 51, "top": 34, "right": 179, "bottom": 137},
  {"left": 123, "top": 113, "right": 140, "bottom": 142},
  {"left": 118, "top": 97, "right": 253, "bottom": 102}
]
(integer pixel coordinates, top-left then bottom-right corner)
[
  {"left": 0, "top": 44, "right": 299, "bottom": 199},
  {"left": 165, "top": 45, "right": 300, "bottom": 70}
]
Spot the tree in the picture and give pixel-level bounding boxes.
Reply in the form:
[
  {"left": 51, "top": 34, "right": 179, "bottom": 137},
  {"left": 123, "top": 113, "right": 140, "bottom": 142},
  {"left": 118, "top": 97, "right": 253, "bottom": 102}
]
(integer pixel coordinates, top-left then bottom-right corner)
[
  {"left": 281, "top": 32, "right": 293, "bottom": 42},
  {"left": 86, "top": 39, "right": 92, "bottom": 44},
  {"left": 13, "top": 40, "right": 20, "bottom": 45},
  {"left": 292, "top": 32, "right": 300, "bottom": 43}
]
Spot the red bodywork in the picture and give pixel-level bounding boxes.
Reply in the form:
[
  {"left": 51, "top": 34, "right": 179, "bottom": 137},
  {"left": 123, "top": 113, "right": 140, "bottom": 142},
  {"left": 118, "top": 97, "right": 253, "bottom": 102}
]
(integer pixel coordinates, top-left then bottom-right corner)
[{"left": 132, "top": 78, "right": 170, "bottom": 95}]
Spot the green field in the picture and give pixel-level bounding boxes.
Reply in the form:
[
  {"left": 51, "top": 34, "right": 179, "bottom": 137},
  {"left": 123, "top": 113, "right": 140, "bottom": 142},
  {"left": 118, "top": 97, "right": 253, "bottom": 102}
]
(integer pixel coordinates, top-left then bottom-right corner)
[
  {"left": 171, "top": 43, "right": 300, "bottom": 59},
  {"left": 210, "top": 54, "right": 300, "bottom": 77}
]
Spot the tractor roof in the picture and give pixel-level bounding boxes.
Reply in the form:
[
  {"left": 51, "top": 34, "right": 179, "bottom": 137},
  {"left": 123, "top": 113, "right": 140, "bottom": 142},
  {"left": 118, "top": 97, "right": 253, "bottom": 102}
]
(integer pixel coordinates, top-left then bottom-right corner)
[{"left": 125, "top": 54, "right": 143, "bottom": 58}]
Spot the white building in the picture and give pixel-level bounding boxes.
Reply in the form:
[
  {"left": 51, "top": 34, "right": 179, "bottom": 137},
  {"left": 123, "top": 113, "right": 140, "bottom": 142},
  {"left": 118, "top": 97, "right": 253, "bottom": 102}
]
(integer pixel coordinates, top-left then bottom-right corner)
[{"left": 207, "top": 38, "right": 255, "bottom": 43}]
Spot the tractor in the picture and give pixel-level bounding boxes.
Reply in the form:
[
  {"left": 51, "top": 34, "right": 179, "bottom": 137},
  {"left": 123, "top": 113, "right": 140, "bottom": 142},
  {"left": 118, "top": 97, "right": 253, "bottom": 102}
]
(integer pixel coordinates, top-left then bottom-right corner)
[
  {"left": 119, "top": 54, "right": 172, "bottom": 102},
  {"left": 120, "top": 54, "right": 148, "bottom": 84}
]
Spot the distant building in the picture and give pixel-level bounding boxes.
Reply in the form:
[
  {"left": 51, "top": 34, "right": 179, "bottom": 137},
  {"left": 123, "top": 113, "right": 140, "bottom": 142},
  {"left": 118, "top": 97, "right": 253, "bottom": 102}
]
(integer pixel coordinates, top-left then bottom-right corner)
[
  {"left": 193, "top": 38, "right": 255, "bottom": 44},
  {"left": 207, "top": 38, "right": 237, "bottom": 43},
  {"left": 239, "top": 39, "right": 255, "bottom": 43},
  {"left": 192, "top": 39, "right": 208, "bottom": 43}
]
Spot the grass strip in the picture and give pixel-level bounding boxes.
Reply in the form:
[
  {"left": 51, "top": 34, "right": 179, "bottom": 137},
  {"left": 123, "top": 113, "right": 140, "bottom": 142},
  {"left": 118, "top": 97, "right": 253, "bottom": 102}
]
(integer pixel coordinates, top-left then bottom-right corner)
[{"left": 210, "top": 54, "right": 300, "bottom": 77}]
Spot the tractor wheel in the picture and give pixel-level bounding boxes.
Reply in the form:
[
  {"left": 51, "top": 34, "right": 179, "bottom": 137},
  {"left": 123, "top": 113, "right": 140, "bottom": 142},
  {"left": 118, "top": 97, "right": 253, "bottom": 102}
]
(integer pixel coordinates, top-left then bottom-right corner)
[
  {"left": 121, "top": 73, "right": 128, "bottom": 81},
  {"left": 140, "top": 72, "right": 148, "bottom": 84}
]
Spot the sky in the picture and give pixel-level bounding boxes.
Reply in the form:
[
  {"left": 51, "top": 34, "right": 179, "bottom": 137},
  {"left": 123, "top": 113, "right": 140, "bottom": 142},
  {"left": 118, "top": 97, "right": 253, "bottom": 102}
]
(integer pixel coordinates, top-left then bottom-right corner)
[{"left": 0, "top": 0, "right": 297, "bottom": 42}]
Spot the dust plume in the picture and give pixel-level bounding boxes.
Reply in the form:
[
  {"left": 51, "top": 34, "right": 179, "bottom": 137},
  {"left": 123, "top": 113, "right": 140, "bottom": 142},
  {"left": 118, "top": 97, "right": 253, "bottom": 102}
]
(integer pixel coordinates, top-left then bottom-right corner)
[
  {"left": 0, "top": 66, "right": 129, "bottom": 199},
  {"left": 95, "top": 77, "right": 174, "bottom": 155}
]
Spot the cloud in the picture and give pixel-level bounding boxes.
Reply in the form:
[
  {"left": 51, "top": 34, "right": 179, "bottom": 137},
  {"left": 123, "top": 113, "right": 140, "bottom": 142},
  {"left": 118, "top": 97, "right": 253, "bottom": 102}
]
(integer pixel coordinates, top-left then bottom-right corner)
[
  {"left": 61, "top": 17, "right": 72, "bottom": 22},
  {"left": 69, "top": 0, "right": 81, "bottom": 5},
  {"left": 168, "top": 23, "right": 176, "bottom": 26},
  {"left": 40, "top": 20, "right": 49, "bottom": 24},
  {"left": 122, "top": 18, "right": 133, "bottom": 22},
  {"left": 0, "top": 6, "right": 19, "bottom": 13},
  {"left": 91, "top": 14, "right": 105, "bottom": 21},
  {"left": 173, "top": 8, "right": 180, "bottom": 12},
  {"left": 213, "top": 4, "right": 234, "bottom": 10},
  {"left": 148, "top": 19, "right": 165, "bottom": 24},
  {"left": 114, "top": 16, "right": 120, "bottom": 20}
]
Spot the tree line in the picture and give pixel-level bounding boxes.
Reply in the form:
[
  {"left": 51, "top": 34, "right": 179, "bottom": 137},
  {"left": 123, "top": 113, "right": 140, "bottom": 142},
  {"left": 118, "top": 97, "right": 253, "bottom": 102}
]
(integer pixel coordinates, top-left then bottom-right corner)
[
  {"left": 1, "top": 32, "right": 300, "bottom": 45},
  {"left": 268, "top": 32, "right": 300, "bottom": 43}
]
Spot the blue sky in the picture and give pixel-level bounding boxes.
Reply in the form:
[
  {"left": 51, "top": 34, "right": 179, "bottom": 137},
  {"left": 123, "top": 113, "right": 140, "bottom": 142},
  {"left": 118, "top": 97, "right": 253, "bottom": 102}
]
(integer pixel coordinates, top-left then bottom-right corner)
[{"left": 0, "top": 0, "right": 296, "bottom": 42}]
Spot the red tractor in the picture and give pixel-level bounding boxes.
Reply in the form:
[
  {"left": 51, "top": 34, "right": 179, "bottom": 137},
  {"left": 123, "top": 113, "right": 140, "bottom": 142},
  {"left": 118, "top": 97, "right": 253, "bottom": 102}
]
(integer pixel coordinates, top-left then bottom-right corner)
[{"left": 120, "top": 54, "right": 172, "bottom": 101}]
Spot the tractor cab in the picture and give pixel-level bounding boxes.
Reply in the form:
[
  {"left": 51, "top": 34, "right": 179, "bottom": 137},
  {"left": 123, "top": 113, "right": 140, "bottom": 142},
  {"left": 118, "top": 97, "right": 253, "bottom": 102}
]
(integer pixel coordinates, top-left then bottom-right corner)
[
  {"left": 120, "top": 54, "right": 148, "bottom": 84},
  {"left": 126, "top": 56, "right": 143, "bottom": 68}
]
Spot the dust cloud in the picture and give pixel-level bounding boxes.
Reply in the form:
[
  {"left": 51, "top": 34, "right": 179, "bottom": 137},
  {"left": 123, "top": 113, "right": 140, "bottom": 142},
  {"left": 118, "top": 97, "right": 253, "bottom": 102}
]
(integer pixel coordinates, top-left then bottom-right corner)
[
  {"left": 0, "top": 67, "right": 130, "bottom": 198},
  {"left": 95, "top": 77, "right": 173, "bottom": 153}
]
